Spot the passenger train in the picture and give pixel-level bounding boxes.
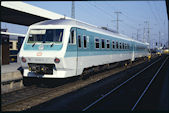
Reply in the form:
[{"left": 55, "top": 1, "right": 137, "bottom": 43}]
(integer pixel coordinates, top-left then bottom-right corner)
[
  {"left": 19, "top": 19, "right": 150, "bottom": 84},
  {"left": 9, "top": 39, "right": 18, "bottom": 62}
]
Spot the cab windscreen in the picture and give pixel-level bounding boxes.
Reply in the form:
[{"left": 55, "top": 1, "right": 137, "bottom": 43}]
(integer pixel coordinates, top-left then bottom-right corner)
[{"left": 27, "top": 29, "right": 64, "bottom": 43}]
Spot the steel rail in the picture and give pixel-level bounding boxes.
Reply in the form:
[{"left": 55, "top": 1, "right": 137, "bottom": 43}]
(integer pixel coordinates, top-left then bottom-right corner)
[
  {"left": 82, "top": 57, "right": 162, "bottom": 111},
  {"left": 131, "top": 56, "right": 168, "bottom": 111}
]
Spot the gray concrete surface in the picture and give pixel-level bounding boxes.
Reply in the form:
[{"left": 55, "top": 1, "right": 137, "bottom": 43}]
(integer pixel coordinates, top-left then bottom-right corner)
[
  {"left": 1, "top": 63, "right": 21, "bottom": 74},
  {"left": 1, "top": 63, "right": 23, "bottom": 82},
  {"left": 1, "top": 63, "right": 24, "bottom": 94}
]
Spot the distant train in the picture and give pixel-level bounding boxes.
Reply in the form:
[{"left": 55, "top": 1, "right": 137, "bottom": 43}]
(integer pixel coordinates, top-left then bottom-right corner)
[
  {"left": 19, "top": 19, "right": 150, "bottom": 84},
  {"left": 9, "top": 37, "right": 25, "bottom": 63},
  {"left": 9, "top": 39, "right": 18, "bottom": 62}
]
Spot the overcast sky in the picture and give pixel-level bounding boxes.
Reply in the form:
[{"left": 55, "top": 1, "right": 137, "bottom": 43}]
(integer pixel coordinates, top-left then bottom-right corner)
[{"left": 1, "top": 1, "right": 168, "bottom": 48}]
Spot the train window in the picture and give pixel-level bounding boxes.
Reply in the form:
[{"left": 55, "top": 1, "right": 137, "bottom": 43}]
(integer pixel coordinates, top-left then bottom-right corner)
[
  {"left": 122, "top": 43, "right": 124, "bottom": 49},
  {"left": 9, "top": 42, "right": 13, "bottom": 49},
  {"left": 125, "top": 43, "right": 127, "bottom": 49},
  {"left": 101, "top": 39, "right": 105, "bottom": 48},
  {"left": 116, "top": 42, "right": 118, "bottom": 49},
  {"left": 28, "top": 29, "right": 63, "bottom": 43},
  {"left": 127, "top": 44, "right": 129, "bottom": 49},
  {"left": 46, "top": 29, "right": 63, "bottom": 42},
  {"left": 121, "top": 43, "right": 123, "bottom": 49},
  {"left": 16, "top": 42, "right": 18, "bottom": 49},
  {"left": 78, "top": 35, "right": 81, "bottom": 48},
  {"left": 106, "top": 40, "right": 110, "bottom": 49},
  {"left": 83, "top": 36, "right": 87, "bottom": 48},
  {"left": 69, "top": 30, "right": 76, "bottom": 44},
  {"left": 95, "top": 38, "right": 99, "bottom": 48},
  {"left": 119, "top": 42, "right": 122, "bottom": 49},
  {"left": 112, "top": 41, "right": 115, "bottom": 49}
]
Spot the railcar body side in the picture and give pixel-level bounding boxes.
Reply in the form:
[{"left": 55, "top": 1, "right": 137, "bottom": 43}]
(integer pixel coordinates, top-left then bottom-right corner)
[{"left": 65, "top": 27, "right": 134, "bottom": 76}]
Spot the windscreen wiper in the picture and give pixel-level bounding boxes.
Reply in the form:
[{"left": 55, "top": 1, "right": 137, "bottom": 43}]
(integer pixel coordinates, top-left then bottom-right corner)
[
  {"left": 32, "top": 42, "right": 36, "bottom": 47},
  {"left": 50, "top": 42, "right": 55, "bottom": 47}
]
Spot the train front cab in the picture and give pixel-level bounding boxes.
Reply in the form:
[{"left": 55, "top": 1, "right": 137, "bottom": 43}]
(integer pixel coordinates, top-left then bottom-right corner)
[{"left": 19, "top": 27, "right": 73, "bottom": 79}]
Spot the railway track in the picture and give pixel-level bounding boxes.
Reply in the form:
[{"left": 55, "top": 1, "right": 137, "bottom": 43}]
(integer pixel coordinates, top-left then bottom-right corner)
[
  {"left": 2, "top": 85, "right": 54, "bottom": 107},
  {"left": 27, "top": 55, "right": 166, "bottom": 111},
  {"left": 2, "top": 55, "right": 159, "bottom": 111},
  {"left": 82, "top": 55, "right": 168, "bottom": 111}
]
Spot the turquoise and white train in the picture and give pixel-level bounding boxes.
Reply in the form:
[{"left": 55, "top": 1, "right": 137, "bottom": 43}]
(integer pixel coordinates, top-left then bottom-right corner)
[{"left": 19, "top": 19, "right": 150, "bottom": 79}]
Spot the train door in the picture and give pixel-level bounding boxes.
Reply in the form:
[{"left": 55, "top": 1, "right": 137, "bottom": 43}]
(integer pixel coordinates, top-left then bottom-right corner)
[
  {"left": 76, "top": 28, "right": 86, "bottom": 75},
  {"left": 67, "top": 27, "right": 78, "bottom": 76}
]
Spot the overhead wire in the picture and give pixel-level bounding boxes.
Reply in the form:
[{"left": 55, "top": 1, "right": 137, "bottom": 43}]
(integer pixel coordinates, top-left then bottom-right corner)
[
  {"left": 76, "top": 3, "right": 103, "bottom": 25},
  {"left": 147, "top": 1, "right": 167, "bottom": 46},
  {"left": 153, "top": 1, "right": 163, "bottom": 21},
  {"left": 104, "top": 2, "right": 144, "bottom": 34},
  {"left": 87, "top": 1, "right": 142, "bottom": 30},
  {"left": 76, "top": 1, "right": 165, "bottom": 43},
  {"left": 87, "top": 2, "right": 113, "bottom": 19},
  {"left": 86, "top": 1, "right": 118, "bottom": 28},
  {"left": 147, "top": 1, "right": 161, "bottom": 27}
]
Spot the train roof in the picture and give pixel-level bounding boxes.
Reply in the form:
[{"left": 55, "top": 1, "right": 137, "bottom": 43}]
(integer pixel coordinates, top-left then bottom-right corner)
[{"left": 32, "top": 19, "right": 148, "bottom": 45}]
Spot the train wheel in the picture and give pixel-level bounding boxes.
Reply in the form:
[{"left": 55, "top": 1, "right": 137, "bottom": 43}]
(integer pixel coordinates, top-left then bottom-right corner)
[
  {"left": 79, "top": 74, "right": 88, "bottom": 80},
  {"left": 129, "top": 60, "right": 132, "bottom": 66},
  {"left": 144, "top": 57, "right": 148, "bottom": 61},
  {"left": 23, "top": 77, "right": 32, "bottom": 86},
  {"left": 79, "top": 74, "right": 84, "bottom": 80}
]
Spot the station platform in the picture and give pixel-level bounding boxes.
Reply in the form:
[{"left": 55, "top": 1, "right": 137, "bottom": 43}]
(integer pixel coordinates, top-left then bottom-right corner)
[
  {"left": 1, "top": 63, "right": 21, "bottom": 74},
  {"left": 1, "top": 63, "right": 23, "bottom": 82},
  {"left": 1, "top": 62, "right": 23, "bottom": 94}
]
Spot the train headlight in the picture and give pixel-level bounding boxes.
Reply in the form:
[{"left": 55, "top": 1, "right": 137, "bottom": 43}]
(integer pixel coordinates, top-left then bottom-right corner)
[
  {"left": 21, "top": 57, "right": 26, "bottom": 63},
  {"left": 54, "top": 58, "right": 60, "bottom": 63}
]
